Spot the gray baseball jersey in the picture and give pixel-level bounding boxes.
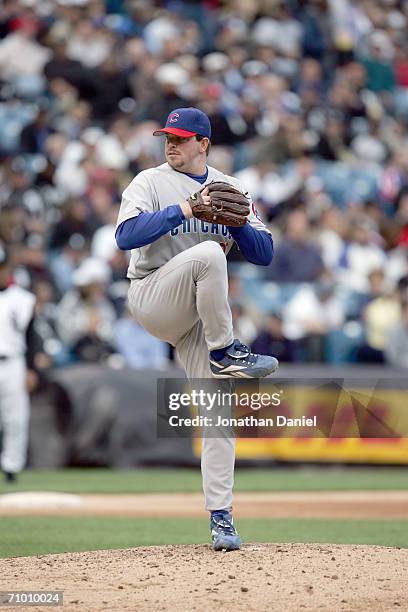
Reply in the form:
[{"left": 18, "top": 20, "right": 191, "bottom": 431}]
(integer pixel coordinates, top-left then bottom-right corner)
[
  {"left": 117, "top": 162, "right": 270, "bottom": 512},
  {"left": 116, "top": 162, "right": 270, "bottom": 279}
]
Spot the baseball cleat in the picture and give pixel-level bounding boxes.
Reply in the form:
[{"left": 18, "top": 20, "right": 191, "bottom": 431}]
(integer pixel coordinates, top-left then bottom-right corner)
[
  {"left": 211, "top": 511, "right": 242, "bottom": 551},
  {"left": 210, "top": 339, "right": 279, "bottom": 379}
]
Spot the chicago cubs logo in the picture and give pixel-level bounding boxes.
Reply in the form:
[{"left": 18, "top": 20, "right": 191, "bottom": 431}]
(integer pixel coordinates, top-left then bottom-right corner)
[{"left": 169, "top": 113, "right": 180, "bottom": 123}]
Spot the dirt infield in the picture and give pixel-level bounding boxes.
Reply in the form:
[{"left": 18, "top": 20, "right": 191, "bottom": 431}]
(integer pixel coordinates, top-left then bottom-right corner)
[
  {"left": 1, "top": 491, "right": 408, "bottom": 519},
  {"left": 1, "top": 543, "right": 407, "bottom": 612},
  {"left": 1, "top": 492, "right": 407, "bottom": 611}
]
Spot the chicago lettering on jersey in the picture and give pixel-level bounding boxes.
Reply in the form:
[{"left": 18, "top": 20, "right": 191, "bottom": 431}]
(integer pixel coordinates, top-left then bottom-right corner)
[{"left": 171, "top": 219, "right": 231, "bottom": 238}]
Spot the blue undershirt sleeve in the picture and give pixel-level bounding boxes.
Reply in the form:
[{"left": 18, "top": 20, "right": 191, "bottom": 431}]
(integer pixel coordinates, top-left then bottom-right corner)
[
  {"left": 229, "top": 223, "right": 274, "bottom": 266},
  {"left": 115, "top": 205, "right": 185, "bottom": 249}
]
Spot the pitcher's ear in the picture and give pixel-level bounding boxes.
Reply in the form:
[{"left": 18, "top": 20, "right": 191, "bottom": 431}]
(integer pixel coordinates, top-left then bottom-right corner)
[{"left": 201, "top": 138, "right": 211, "bottom": 156}]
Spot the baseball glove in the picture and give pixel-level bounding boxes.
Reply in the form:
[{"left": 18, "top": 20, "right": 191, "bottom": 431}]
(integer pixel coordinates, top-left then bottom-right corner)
[{"left": 188, "top": 181, "right": 250, "bottom": 227}]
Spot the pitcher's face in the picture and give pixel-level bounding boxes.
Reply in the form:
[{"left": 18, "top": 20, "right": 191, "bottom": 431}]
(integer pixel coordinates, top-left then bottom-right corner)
[{"left": 165, "top": 134, "right": 208, "bottom": 173}]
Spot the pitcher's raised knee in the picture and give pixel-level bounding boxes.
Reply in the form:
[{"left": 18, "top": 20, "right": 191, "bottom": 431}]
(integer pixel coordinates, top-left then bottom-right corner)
[{"left": 194, "top": 241, "right": 226, "bottom": 268}]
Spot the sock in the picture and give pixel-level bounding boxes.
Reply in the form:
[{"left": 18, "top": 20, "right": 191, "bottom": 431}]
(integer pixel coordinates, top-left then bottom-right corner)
[
  {"left": 211, "top": 509, "right": 230, "bottom": 518},
  {"left": 210, "top": 342, "right": 234, "bottom": 362}
]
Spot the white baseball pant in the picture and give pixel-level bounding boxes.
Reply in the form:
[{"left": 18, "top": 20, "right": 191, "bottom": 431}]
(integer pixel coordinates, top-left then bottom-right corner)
[
  {"left": 0, "top": 357, "right": 30, "bottom": 474},
  {"left": 128, "top": 241, "right": 236, "bottom": 511}
]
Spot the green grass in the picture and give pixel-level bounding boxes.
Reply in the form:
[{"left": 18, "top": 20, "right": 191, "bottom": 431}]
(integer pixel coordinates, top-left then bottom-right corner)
[
  {"left": 1, "top": 467, "right": 408, "bottom": 495},
  {"left": 1, "top": 468, "right": 406, "bottom": 558},
  {"left": 1, "top": 516, "right": 407, "bottom": 558}
]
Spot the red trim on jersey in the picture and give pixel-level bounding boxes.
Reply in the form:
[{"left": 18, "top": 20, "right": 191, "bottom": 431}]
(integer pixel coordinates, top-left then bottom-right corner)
[{"left": 252, "top": 202, "right": 261, "bottom": 220}]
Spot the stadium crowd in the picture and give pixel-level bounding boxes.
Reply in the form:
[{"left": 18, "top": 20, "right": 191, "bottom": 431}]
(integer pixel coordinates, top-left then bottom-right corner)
[{"left": 1, "top": 0, "right": 408, "bottom": 371}]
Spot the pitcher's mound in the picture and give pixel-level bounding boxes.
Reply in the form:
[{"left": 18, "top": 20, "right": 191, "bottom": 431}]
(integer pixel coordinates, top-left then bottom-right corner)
[{"left": 1, "top": 543, "right": 407, "bottom": 611}]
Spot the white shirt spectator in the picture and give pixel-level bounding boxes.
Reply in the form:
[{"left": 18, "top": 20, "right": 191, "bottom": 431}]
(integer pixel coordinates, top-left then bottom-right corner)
[
  {"left": 351, "top": 134, "right": 387, "bottom": 164},
  {"left": 283, "top": 285, "right": 344, "bottom": 341},
  {"left": 67, "top": 23, "right": 112, "bottom": 68},
  {"left": 0, "top": 32, "right": 51, "bottom": 80},
  {"left": 143, "top": 16, "right": 180, "bottom": 56},
  {"left": 339, "top": 243, "right": 387, "bottom": 292},
  {"left": 252, "top": 17, "right": 302, "bottom": 57},
  {"left": 57, "top": 290, "right": 116, "bottom": 346},
  {"left": 318, "top": 228, "right": 345, "bottom": 271},
  {"left": 91, "top": 225, "right": 117, "bottom": 262},
  {"left": 57, "top": 258, "right": 115, "bottom": 347},
  {"left": 385, "top": 247, "right": 408, "bottom": 289},
  {"left": 54, "top": 141, "right": 88, "bottom": 197},
  {"left": 235, "top": 166, "right": 302, "bottom": 208},
  {"left": 328, "top": 0, "right": 373, "bottom": 51}
]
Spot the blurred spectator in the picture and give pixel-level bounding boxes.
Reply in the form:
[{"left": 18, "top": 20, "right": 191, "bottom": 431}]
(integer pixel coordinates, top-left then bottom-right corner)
[
  {"left": 143, "top": 10, "right": 182, "bottom": 56},
  {"left": 43, "top": 40, "right": 95, "bottom": 101},
  {"left": 395, "top": 188, "right": 408, "bottom": 247},
  {"left": 393, "top": 40, "right": 408, "bottom": 119},
  {"left": 49, "top": 198, "right": 96, "bottom": 250},
  {"left": 0, "top": 15, "right": 50, "bottom": 84},
  {"left": 235, "top": 157, "right": 304, "bottom": 214},
  {"left": 268, "top": 114, "right": 315, "bottom": 163},
  {"left": 66, "top": 20, "right": 113, "bottom": 69},
  {"left": 113, "top": 310, "right": 168, "bottom": 370},
  {"left": 57, "top": 100, "right": 92, "bottom": 140},
  {"left": 267, "top": 209, "right": 324, "bottom": 282},
  {"left": 145, "top": 62, "right": 190, "bottom": 123},
  {"left": 386, "top": 297, "right": 408, "bottom": 368},
  {"left": 231, "top": 303, "right": 258, "bottom": 347},
  {"left": 299, "top": 0, "right": 331, "bottom": 62},
  {"left": 0, "top": 158, "right": 44, "bottom": 220},
  {"left": 252, "top": 312, "right": 295, "bottom": 363},
  {"left": 89, "top": 56, "right": 133, "bottom": 123},
  {"left": 338, "top": 217, "right": 387, "bottom": 292},
  {"left": 31, "top": 278, "right": 68, "bottom": 367},
  {"left": 56, "top": 257, "right": 116, "bottom": 362},
  {"left": 283, "top": 280, "right": 345, "bottom": 362},
  {"left": 313, "top": 111, "right": 350, "bottom": 161},
  {"left": 49, "top": 233, "right": 88, "bottom": 296},
  {"left": 296, "top": 58, "right": 324, "bottom": 113},
  {"left": 359, "top": 268, "right": 388, "bottom": 310},
  {"left": 91, "top": 204, "right": 119, "bottom": 263},
  {"left": 386, "top": 246, "right": 408, "bottom": 290},
  {"left": 20, "top": 108, "right": 55, "bottom": 155},
  {"left": 0, "top": 0, "right": 16, "bottom": 40},
  {"left": 350, "top": 121, "right": 388, "bottom": 164},
  {"left": 252, "top": 2, "right": 302, "bottom": 61},
  {"left": 360, "top": 30, "right": 396, "bottom": 97},
  {"left": 379, "top": 149, "right": 408, "bottom": 207},
  {"left": 357, "top": 279, "right": 401, "bottom": 363},
  {"left": 316, "top": 205, "right": 346, "bottom": 272}
]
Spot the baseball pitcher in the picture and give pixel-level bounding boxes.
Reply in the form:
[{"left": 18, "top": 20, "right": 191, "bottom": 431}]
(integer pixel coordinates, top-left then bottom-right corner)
[{"left": 116, "top": 107, "right": 278, "bottom": 550}]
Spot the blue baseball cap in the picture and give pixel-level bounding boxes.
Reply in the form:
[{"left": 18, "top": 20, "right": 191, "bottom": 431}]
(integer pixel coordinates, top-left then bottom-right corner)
[{"left": 153, "top": 107, "right": 211, "bottom": 139}]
